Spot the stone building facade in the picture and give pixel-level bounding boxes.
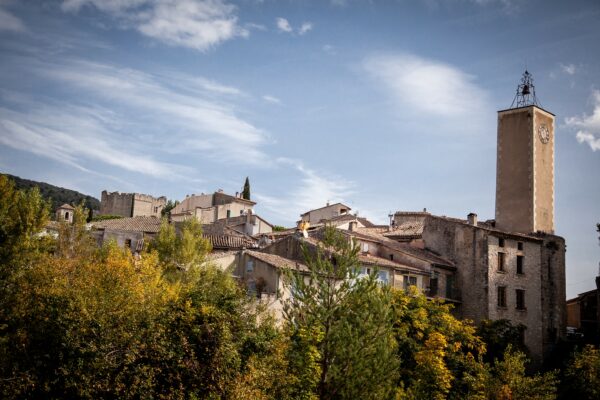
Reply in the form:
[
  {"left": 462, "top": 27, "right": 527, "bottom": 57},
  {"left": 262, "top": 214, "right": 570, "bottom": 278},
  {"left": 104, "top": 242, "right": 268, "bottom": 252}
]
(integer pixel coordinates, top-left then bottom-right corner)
[
  {"left": 391, "top": 211, "right": 565, "bottom": 365},
  {"left": 100, "top": 191, "right": 166, "bottom": 218},
  {"left": 170, "top": 190, "right": 255, "bottom": 223},
  {"left": 55, "top": 203, "right": 74, "bottom": 223}
]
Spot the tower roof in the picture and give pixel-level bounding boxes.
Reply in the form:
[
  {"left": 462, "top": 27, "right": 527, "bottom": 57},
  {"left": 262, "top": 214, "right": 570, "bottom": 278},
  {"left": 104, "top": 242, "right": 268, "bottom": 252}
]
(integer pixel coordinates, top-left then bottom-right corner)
[{"left": 510, "top": 70, "right": 542, "bottom": 109}]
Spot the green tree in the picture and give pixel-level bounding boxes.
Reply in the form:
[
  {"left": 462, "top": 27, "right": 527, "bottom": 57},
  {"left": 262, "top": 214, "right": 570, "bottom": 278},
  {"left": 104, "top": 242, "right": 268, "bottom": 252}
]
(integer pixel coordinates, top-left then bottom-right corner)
[
  {"left": 0, "top": 175, "right": 51, "bottom": 279},
  {"left": 242, "top": 176, "right": 251, "bottom": 200},
  {"left": 391, "top": 287, "right": 488, "bottom": 400},
  {"left": 562, "top": 345, "right": 600, "bottom": 400},
  {"left": 55, "top": 203, "right": 96, "bottom": 260},
  {"left": 485, "top": 346, "right": 558, "bottom": 400},
  {"left": 283, "top": 226, "right": 398, "bottom": 400},
  {"left": 477, "top": 319, "right": 528, "bottom": 363},
  {"left": 150, "top": 217, "right": 212, "bottom": 272},
  {"left": 161, "top": 199, "right": 179, "bottom": 217}
]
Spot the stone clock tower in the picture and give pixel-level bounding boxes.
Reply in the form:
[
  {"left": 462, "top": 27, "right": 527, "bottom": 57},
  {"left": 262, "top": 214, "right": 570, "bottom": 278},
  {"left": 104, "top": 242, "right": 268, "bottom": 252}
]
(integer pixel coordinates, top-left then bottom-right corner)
[{"left": 495, "top": 71, "right": 555, "bottom": 234}]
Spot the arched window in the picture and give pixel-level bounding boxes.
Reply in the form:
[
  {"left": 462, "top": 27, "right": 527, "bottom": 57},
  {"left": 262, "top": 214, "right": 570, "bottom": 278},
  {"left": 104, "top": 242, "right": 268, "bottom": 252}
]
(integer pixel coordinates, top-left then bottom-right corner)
[{"left": 65, "top": 211, "right": 69, "bottom": 220}]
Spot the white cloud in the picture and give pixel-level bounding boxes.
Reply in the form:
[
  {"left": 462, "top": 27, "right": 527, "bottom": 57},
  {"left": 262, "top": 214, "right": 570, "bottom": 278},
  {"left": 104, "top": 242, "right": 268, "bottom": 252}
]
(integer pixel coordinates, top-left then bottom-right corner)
[
  {"left": 566, "top": 90, "right": 600, "bottom": 152},
  {"left": 299, "top": 22, "right": 313, "bottom": 35},
  {"left": 560, "top": 63, "right": 577, "bottom": 75},
  {"left": 255, "top": 158, "right": 355, "bottom": 222},
  {"left": 62, "top": 0, "right": 247, "bottom": 51},
  {"left": 0, "top": 102, "right": 184, "bottom": 178},
  {"left": 40, "top": 59, "right": 265, "bottom": 148},
  {"left": 276, "top": 17, "right": 313, "bottom": 35},
  {"left": 262, "top": 95, "right": 281, "bottom": 104},
  {"left": 363, "top": 53, "right": 489, "bottom": 118},
  {"left": 1, "top": 54, "right": 270, "bottom": 179},
  {"left": 276, "top": 17, "right": 292, "bottom": 33},
  {"left": 0, "top": 3, "right": 25, "bottom": 32}
]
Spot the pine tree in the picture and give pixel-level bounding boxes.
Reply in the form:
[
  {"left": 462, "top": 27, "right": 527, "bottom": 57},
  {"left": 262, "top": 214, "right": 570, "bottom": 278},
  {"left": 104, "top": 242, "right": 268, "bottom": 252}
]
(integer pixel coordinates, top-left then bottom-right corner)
[
  {"left": 242, "top": 177, "right": 251, "bottom": 200},
  {"left": 282, "top": 226, "right": 398, "bottom": 399}
]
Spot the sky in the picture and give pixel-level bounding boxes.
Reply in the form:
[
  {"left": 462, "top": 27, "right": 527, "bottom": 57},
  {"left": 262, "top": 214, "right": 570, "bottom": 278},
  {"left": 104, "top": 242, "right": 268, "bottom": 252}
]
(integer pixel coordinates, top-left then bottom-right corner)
[{"left": 0, "top": 0, "right": 599, "bottom": 297}]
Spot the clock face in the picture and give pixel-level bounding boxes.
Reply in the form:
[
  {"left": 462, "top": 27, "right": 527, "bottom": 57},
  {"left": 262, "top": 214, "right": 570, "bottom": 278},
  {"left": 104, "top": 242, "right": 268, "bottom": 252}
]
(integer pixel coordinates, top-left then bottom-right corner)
[{"left": 538, "top": 124, "right": 550, "bottom": 144}]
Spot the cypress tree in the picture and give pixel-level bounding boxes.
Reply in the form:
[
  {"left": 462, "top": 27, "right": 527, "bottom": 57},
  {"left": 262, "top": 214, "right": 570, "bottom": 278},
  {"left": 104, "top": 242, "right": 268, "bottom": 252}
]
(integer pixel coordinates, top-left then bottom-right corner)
[{"left": 242, "top": 177, "right": 251, "bottom": 200}]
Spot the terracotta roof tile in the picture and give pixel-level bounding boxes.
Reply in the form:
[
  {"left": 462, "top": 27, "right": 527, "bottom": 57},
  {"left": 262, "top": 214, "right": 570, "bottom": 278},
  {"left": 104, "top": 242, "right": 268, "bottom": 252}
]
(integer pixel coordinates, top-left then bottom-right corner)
[
  {"left": 246, "top": 250, "right": 309, "bottom": 272},
  {"left": 92, "top": 216, "right": 162, "bottom": 233}
]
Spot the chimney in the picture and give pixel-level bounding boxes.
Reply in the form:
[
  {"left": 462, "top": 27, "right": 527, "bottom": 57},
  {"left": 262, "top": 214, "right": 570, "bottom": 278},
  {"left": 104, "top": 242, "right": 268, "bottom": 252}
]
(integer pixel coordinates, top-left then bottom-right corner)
[
  {"left": 349, "top": 221, "right": 358, "bottom": 232},
  {"left": 235, "top": 191, "right": 239, "bottom": 198},
  {"left": 467, "top": 212, "right": 478, "bottom": 226}
]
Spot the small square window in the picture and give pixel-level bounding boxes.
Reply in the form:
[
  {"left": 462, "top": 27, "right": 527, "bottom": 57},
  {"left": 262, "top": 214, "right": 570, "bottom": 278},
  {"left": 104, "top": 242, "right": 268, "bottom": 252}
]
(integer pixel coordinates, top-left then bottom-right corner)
[
  {"left": 497, "top": 252, "right": 505, "bottom": 272},
  {"left": 517, "top": 241, "right": 523, "bottom": 251},
  {"left": 516, "top": 255, "right": 524, "bottom": 274},
  {"left": 516, "top": 289, "right": 526, "bottom": 310},
  {"left": 124, "top": 239, "right": 132, "bottom": 249},
  {"left": 499, "top": 238, "right": 505, "bottom": 247},
  {"left": 497, "top": 286, "right": 507, "bottom": 307}
]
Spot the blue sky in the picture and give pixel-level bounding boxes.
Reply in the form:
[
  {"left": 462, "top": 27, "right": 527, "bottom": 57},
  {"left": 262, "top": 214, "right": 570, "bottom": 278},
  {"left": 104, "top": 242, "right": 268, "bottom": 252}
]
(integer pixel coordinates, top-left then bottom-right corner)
[{"left": 0, "top": 0, "right": 599, "bottom": 297}]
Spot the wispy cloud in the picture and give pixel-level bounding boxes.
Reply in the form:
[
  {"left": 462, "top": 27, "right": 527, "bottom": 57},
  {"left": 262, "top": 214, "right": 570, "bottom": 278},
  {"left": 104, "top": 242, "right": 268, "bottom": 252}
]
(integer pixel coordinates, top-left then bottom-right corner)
[
  {"left": 0, "top": 52, "right": 270, "bottom": 181},
  {"left": 0, "top": 99, "right": 184, "bottom": 179},
  {"left": 363, "top": 53, "right": 489, "bottom": 119},
  {"left": 276, "top": 17, "right": 313, "bottom": 35},
  {"left": 567, "top": 90, "right": 600, "bottom": 152},
  {"left": 0, "top": 2, "right": 25, "bottom": 32},
  {"left": 255, "top": 158, "right": 355, "bottom": 221},
  {"left": 560, "top": 63, "right": 577, "bottom": 75},
  {"left": 262, "top": 94, "right": 281, "bottom": 104},
  {"left": 61, "top": 0, "right": 247, "bottom": 51}
]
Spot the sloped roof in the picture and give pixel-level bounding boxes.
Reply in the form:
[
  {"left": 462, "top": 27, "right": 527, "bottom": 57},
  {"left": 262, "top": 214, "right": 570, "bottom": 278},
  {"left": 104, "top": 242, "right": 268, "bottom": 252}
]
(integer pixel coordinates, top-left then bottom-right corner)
[
  {"left": 58, "top": 203, "right": 75, "bottom": 210},
  {"left": 337, "top": 228, "right": 455, "bottom": 268},
  {"left": 92, "top": 216, "right": 162, "bottom": 233},
  {"left": 201, "top": 223, "right": 258, "bottom": 249},
  {"left": 246, "top": 250, "right": 309, "bottom": 272},
  {"left": 385, "top": 220, "right": 424, "bottom": 238},
  {"left": 300, "top": 202, "right": 351, "bottom": 216}
]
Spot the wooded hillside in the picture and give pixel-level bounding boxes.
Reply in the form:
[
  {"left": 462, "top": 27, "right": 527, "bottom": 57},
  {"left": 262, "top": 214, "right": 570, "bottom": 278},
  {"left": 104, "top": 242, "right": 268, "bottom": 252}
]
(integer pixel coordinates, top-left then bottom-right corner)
[{"left": 2, "top": 173, "right": 100, "bottom": 211}]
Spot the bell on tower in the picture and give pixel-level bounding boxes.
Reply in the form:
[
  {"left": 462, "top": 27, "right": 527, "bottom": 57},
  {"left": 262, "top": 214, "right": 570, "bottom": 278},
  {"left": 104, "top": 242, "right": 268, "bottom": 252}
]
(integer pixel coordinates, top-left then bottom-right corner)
[{"left": 510, "top": 70, "right": 541, "bottom": 108}]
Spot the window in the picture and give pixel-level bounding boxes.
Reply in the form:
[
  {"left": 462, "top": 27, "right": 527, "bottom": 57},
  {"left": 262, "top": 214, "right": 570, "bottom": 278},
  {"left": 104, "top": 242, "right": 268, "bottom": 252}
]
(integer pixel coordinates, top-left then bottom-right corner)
[
  {"left": 64, "top": 211, "right": 69, "bottom": 220},
  {"left": 377, "top": 270, "right": 389, "bottom": 285},
  {"left": 429, "top": 274, "right": 438, "bottom": 296},
  {"left": 516, "top": 289, "right": 526, "bottom": 310},
  {"left": 124, "top": 239, "right": 132, "bottom": 249},
  {"left": 226, "top": 210, "right": 231, "bottom": 218},
  {"left": 389, "top": 254, "right": 394, "bottom": 261},
  {"left": 497, "top": 286, "right": 507, "bottom": 307},
  {"left": 517, "top": 241, "right": 524, "bottom": 251},
  {"left": 154, "top": 206, "right": 158, "bottom": 213},
  {"left": 362, "top": 243, "right": 369, "bottom": 253},
  {"left": 499, "top": 238, "right": 505, "bottom": 247},
  {"left": 246, "top": 260, "right": 254, "bottom": 273},
  {"left": 516, "top": 255, "right": 524, "bottom": 274},
  {"left": 497, "top": 252, "right": 505, "bottom": 272},
  {"left": 403, "top": 275, "right": 417, "bottom": 291},
  {"left": 445, "top": 275, "right": 454, "bottom": 299}
]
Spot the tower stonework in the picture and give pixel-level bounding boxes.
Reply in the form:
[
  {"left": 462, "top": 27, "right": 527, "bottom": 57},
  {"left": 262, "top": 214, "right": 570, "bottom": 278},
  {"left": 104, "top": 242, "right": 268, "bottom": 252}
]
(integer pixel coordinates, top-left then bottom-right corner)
[{"left": 495, "top": 105, "right": 555, "bottom": 234}]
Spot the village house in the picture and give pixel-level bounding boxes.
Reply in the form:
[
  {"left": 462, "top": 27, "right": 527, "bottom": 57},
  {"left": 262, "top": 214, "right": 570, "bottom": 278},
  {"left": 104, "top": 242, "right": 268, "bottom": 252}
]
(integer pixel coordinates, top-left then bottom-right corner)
[
  {"left": 170, "top": 190, "right": 256, "bottom": 224},
  {"left": 55, "top": 203, "right": 74, "bottom": 223},
  {"left": 233, "top": 72, "right": 566, "bottom": 366}
]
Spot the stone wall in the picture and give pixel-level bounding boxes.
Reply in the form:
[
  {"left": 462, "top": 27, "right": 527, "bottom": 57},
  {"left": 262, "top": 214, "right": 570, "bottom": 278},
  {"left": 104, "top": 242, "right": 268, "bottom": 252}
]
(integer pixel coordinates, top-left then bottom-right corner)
[
  {"left": 100, "top": 191, "right": 165, "bottom": 218},
  {"left": 100, "top": 191, "right": 134, "bottom": 217}
]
